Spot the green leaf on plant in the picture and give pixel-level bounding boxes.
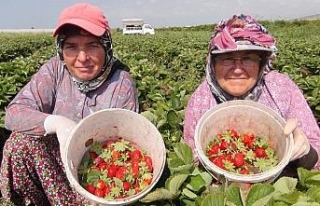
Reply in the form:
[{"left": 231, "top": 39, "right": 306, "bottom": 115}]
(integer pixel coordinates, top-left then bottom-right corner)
[
  {"left": 165, "top": 173, "right": 189, "bottom": 193},
  {"left": 275, "top": 191, "right": 305, "bottom": 205},
  {"left": 201, "top": 192, "right": 225, "bottom": 206},
  {"left": 167, "top": 110, "right": 179, "bottom": 128},
  {"left": 225, "top": 184, "right": 244, "bottom": 206},
  {"left": 139, "top": 188, "right": 178, "bottom": 203},
  {"left": 245, "top": 183, "right": 275, "bottom": 206},
  {"left": 173, "top": 142, "right": 194, "bottom": 165},
  {"left": 306, "top": 186, "right": 320, "bottom": 203},
  {"left": 273, "top": 176, "right": 298, "bottom": 195},
  {"left": 185, "top": 174, "right": 206, "bottom": 193},
  {"left": 191, "top": 167, "right": 213, "bottom": 187},
  {"left": 182, "top": 187, "right": 198, "bottom": 199},
  {"left": 298, "top": 167, "right": 320, "bottom": 188}
]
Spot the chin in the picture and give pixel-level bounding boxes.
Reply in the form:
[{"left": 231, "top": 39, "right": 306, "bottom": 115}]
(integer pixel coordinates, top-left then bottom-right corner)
[
  {"left": 75, "top": 74, "right": 96, "bottom": 81},
  {"left": 225, "top": 88, "right": 250, "bottom": 97}
]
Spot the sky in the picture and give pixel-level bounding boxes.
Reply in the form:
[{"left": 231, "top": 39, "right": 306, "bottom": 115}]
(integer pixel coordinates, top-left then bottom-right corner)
[{"left": 0, "top": 0, "right": 320, "bottom": 29}]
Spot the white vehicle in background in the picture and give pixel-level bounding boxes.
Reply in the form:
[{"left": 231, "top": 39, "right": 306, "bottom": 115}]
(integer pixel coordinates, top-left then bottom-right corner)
[{"left": 122, "top": 19, "right": 155, "bottom": 35}]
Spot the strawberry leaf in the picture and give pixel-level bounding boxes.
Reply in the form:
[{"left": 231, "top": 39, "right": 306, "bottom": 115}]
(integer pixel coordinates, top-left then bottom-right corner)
[
  {"left": 139, "top": 188, "right": 179, "bottom": 203},
  {"left": 225, "top": 184, "right": 244, "bottom": 206},
  {"left": 173, "top": 141, "right": 194, "bottom": 165},
  {"left": 201, "top": 192, "right": 225, "bottom": 206},
  {"left": 245, "top": 183, "right": 275, "bottom": 206},
  {"left": 165, "top": 173, "right": 189, "bottom": 193}
]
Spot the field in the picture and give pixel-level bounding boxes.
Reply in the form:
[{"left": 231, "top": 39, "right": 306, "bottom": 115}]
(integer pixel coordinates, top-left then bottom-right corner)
[{"left": 0, "top": 20, "right": 320, "bottom": 205}]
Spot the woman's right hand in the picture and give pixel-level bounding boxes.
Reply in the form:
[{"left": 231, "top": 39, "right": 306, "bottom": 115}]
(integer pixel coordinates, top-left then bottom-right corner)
[{"left": 44, "top": 115, "right": 77, "bottom": 165}]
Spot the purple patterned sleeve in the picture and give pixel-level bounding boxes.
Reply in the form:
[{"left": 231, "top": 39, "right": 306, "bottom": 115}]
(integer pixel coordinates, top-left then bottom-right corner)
[
  {"left": 261, "top": 72, "right": 320, "bottom": 168},
  {"left": 183, "top": 81, "right": 215, "bottom": 150},
  {"left": 4, "top": 59, "right": 60, "bottom": 136},
  {"left": 110, "top": 71, "right": 139, "bottom": 112}
]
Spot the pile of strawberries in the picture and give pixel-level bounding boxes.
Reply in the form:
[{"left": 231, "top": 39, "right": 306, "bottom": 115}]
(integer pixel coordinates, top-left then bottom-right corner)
[
  {"left": 79, "top": 137, "right": 153, "bottom": 199},
  {"left": 206, "top": 129, "right": 278, "bottom": 174}
]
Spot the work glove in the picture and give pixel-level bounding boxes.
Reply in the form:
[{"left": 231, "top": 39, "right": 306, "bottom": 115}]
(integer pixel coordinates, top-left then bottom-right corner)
[
  {"left": 44, "top": 115, "right": 77, "bottom": 165},
  {"left": 284, "top": 118, "right": 310, "bottom": 161}
]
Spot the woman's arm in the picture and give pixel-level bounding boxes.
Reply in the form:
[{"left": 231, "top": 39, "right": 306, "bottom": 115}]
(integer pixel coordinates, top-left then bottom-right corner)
[{"left": 5, "top": 58, "right": 60, "bottom": 136}]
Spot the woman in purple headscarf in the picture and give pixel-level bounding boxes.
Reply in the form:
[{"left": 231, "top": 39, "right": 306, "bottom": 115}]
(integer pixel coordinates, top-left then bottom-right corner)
[{"left": 183, "top": 14, "right": 320, "bottom": 174}]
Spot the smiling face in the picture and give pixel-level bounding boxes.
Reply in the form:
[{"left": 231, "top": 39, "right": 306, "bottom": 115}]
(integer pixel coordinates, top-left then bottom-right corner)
[
  {"left": 62, "top": 33, "right": 106, "bottom": 81},
  {"left": 213, "top": 51, "right": 261, "bottom": 97}
]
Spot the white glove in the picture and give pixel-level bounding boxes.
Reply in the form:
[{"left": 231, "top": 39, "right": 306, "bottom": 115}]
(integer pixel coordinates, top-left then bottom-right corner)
[
  {"left": 284, "top": 118, "right": 310, "bottom": 161},
  {"left": 44, "top": 115, "right": 77, "bottom": 165}
]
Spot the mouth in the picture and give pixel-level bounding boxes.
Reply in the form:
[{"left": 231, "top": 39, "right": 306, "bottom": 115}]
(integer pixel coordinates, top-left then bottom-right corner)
[{"left": 76, "top": 66, "right": 94, "bottom": 72}]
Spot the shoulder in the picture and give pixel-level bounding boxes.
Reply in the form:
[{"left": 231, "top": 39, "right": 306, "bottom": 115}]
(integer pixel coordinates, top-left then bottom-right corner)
[
  {"left": 38, "top": 56, "right": 64, "bottom": 73},
  {"left": 187, "top": 80, "right": 212, "bottom": 107},
  {"left": 265, "top": 71, "right": 295, "bottom": 84}
]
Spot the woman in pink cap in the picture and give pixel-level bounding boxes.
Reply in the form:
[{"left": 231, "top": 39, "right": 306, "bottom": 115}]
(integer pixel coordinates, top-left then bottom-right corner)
[
  {"left": 183, "top": 14, "right": 320, "bottom": 175},
  {"left": 0, "top": 3, "right": 138, "bottom": 205}
]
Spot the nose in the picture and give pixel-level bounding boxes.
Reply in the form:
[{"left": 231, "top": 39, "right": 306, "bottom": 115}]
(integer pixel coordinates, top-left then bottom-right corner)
[
  {"left": 233, "top": 58, "right": 243, "bottom": 68},
  {"left": 77, "top": 50, "right": 89, "bottom": 61}
]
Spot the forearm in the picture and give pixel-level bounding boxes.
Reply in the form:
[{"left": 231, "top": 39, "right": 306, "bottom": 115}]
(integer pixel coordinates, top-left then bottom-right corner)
[{"left": 5, "top": 103, "right": 49, "bottom": 136}]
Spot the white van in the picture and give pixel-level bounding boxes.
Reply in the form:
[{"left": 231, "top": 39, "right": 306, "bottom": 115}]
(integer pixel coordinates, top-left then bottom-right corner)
[{"left": 122, "top": 19, "right": 155, "bottom": 35}]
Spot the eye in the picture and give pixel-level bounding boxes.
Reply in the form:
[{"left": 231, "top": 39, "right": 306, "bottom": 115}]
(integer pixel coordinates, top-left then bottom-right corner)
[
  {"left": 89, "top": 43, "right": 101, "bottom": 48},
  {"left": 241, "top": 56, "right": 252, "bottom": 61},
  {"left": 221, "top": 57, "right": 234, "bottom": 61},
  {"left": 63, "top": 44, "right": 77, "bottom": 50}
]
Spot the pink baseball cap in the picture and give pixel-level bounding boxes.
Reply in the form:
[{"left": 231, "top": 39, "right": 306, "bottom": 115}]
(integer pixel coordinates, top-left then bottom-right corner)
[{"left": 53, "top": 3, "right": 110, "bottom": 37}]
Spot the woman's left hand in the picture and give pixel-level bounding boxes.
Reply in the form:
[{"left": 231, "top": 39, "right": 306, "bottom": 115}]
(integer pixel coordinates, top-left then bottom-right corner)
[{"left": 284, "top": 118, "right": 310, "bottom": 161}]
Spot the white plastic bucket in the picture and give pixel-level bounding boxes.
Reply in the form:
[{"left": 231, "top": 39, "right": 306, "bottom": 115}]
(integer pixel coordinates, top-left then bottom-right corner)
[
  {"left": 64, "top": 108, "right": 166, "bottom": 205},
  {"left": 194, "top": 100, "right": 294, "bottom": 183}
]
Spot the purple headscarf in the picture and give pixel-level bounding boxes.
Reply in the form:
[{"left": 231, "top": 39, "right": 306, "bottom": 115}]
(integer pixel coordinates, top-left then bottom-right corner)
[{"left": 209, "top": 14, "right": 276, "bottom": 52}]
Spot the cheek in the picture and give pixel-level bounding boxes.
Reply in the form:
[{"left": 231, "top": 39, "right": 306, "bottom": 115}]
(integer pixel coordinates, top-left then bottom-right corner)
[
  {"left": 62, "top": 56, "right": 75, "bottom": 71},
  {"left": 214, "top": 66, "right": 227, "bottom": 81}
]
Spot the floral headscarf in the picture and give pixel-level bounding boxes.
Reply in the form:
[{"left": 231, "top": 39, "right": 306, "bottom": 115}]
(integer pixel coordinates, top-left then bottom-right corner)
[
  {"left": 206, "top": 14, "right": 277, "bottom": 102},
  {"left": 55, "top": 30, "right": 115, "bottom": 93}
]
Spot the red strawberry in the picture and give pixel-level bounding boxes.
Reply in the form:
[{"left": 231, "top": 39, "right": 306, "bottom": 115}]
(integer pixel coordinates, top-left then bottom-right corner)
[
  {"left": 242, "top": 134, "right": 252, "bottom": 144},
  {"left": 85, "top": 184, "right": 96, "bottom": 194},
  {"left": 132, "top": 164, "right": 140, "bottom": 179},
  {"left": 96, "top": 179, "right": 106, "bottom": 190},
  {"left": 98, "top": 162, "right": 108, "bottom": 171},
  {"left": 208, "top": 143, "right": 219, "bottom": 156},
  {"left": 103, "top": 140, "right": 114, "bottom": 149},
  {"left": 115, "top": 166, "right": 126, "bottom": 180},
  {"left": 230, "top": 129, "right": 239, "bottom": 138},
  {"left": 104, "top": 185, "right": 111, "bottom": 195},
  {"left": 212, "top": 157, "right": 224, "bottom": 169},
  {"left": 216, "top": 133, "right": 223, "bottom": 140},
  {"left": 240, "top": 168, "right": 249, "bottom": 174},
  {"left": 107, "top": 164, "right": 118, "bottom": 178},
  {"left": 112, "top": 151, "right": 121, "bottom": 161},
  {"left": 255, "top": 147, "right": 266, "bottom": 158},
  {"left": 93, "top": 156, "right": 105, "bottom": 165},
  {"left": 233, "top": 153, "right": 245, "bottom": 168},
  {"left": 219, "top": 141, "right": 228, "bottom": 150},
  {"left": 94, "top": 188, "right": 105, "bottom": 197},
  {"left": 130, "top": 149, "right": 142, "bottom": 160},
  {"left": 144, "top": 155, "right": 153, "bottom": 172},
  {"left": 123, "top": 181, "right": 131, "bottom": 191},
  {"left": 89, "top": 151, "right": 98, "bottom": 159}
]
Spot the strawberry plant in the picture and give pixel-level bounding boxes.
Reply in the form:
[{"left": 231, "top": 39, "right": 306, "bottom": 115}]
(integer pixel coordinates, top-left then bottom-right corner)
[{"left": 79, "top": 138, "right": 153, "bottom": 200}]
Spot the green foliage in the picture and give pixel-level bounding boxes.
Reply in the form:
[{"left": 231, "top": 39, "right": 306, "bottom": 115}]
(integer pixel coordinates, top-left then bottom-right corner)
[
  {"left": 0, "top": 20, "right": 319, "bottom": 144},
  {"left": 140, "top": 142, "right": 320, "bottom": 206}
]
